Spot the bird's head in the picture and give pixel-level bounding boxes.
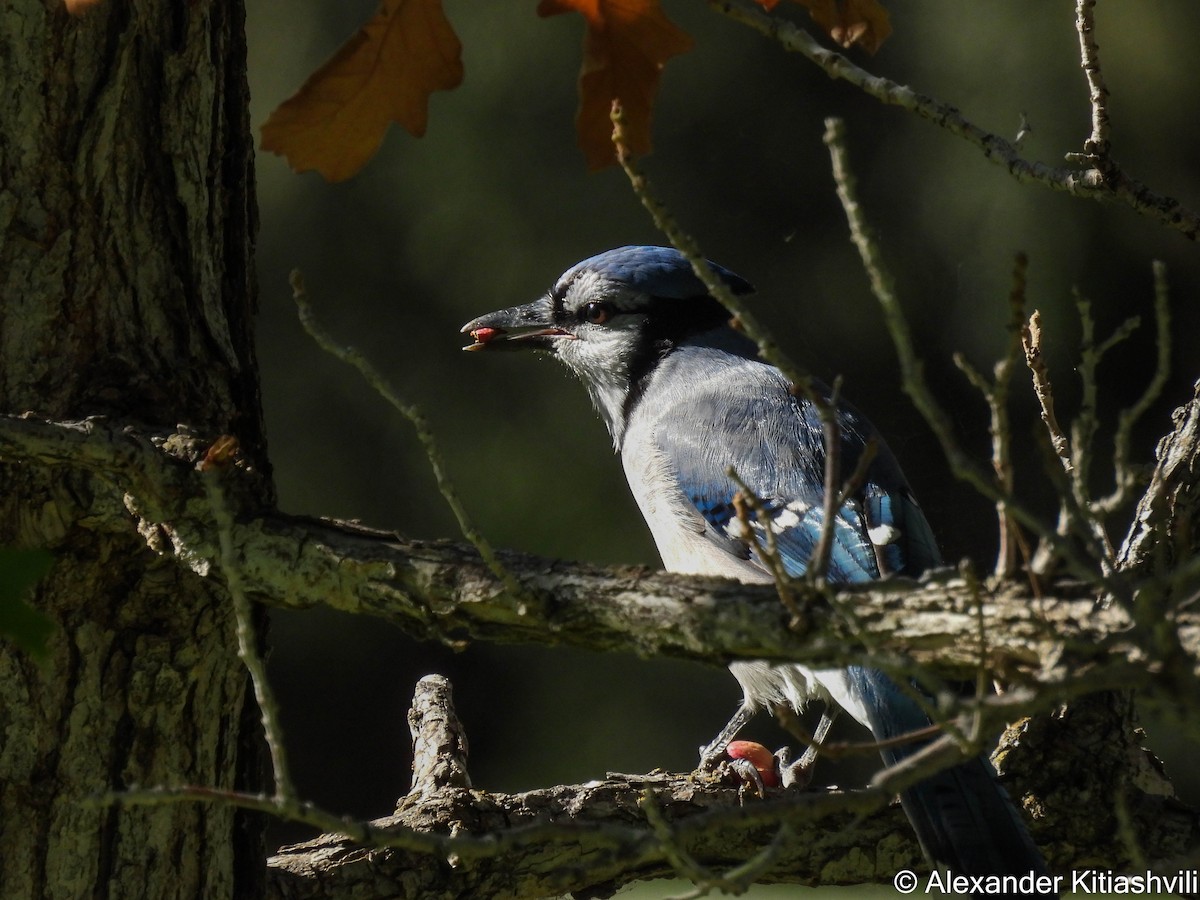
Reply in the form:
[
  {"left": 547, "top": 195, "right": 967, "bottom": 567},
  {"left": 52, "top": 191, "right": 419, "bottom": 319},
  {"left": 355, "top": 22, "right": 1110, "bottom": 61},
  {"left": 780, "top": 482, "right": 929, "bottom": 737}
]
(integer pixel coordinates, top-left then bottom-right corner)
[{"left": 461, "top": 246, "right": 754, "bottom": 437}]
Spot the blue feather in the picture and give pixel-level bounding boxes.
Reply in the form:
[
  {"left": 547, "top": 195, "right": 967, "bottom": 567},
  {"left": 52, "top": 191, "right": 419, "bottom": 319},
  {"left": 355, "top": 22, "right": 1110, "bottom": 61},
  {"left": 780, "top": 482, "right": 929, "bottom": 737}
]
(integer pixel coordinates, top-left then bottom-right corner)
[{"left": 562, "top": 246, "right": 755, "bottom": 299}]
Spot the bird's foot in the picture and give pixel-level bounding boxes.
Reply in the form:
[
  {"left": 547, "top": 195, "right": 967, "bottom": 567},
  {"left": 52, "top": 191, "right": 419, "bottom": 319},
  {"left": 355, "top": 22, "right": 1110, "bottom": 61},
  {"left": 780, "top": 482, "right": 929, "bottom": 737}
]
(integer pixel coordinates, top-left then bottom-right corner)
[
  {"left": 721, "top": 740, "right": 779, "bottom": 798},
  {"left": 711, "top": 741, "right": 818, "bottom": 797},
  {"left": 697, "top": 737, "right": 730, "bottom": 772},
  {"left": 727, "top": 757, "right": 768, "bottom": 798},
  {"left": 696, "top": 704, "right": 756, "bottom": 771},
  {"left": 773, "top": 745, "right": 817, "bottom": 789}
]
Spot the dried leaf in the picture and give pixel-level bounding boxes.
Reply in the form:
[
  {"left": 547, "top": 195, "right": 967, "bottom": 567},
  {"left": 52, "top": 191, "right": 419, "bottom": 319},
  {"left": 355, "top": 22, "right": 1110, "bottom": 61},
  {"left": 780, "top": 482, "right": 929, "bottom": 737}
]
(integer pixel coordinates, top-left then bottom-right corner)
[
  {"left": 768, "top": 0, "right": 892, "bottom": 55},
  {"left": 261, "top": 0, "right": 463, "bottom": 182},
  {"left": 64, "top": 0, "right": 105, "bottom": 16},
  {"left": 538, "top": 0, "right": 693, "bottom": 170},
  {"left": 200, "top": 434, "right": 240, "bottom": 471}
]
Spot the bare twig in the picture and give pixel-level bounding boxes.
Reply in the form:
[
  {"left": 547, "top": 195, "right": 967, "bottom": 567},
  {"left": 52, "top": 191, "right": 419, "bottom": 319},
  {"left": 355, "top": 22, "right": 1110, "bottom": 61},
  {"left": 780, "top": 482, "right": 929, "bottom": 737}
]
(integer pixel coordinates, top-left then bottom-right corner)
[
  {"left": 996, "top": 256, "right": 1031, "bottom": 577},
  {"left": 712, "top": 0, "right": 1200, "bottom": 242},
  {"left": 1070, "top": 290, "right": 1141, "bottom": 564},
  {"left": 1072, "top": 290, "right": 1140, "bottom": 493},
  {"left": 1024, "top": 271, "right": 1167, "bottom": 576},
  {"left": 1100, "top": 262, "right": 1172, "bottom": 514},
  {"left": 961, "top": 560, "right": 996, "bottom": 746},
  {"left": 952, "top": 254, "right": 1029, "bottom": 578},
  {"left": 611, "top": 101, "right": 850, "bottom": 600},
  {"left": 809, "top": 375, "right": 843, "bottom": 584},
  {"left": 727, "top": 467, "right": 804, "bottom": 626},
  {"left": 822, "top": 117, "right": 1106, "bottom": 587},
  {"left": 640, "top": 791, "right": 793, "bottom": 897},
  {"left": 1021, "top": 311, "right": 1071, "bottom": 463},
  {"left": 1073, "top": 0, "right": 1112, "bottom": 163},
  {"left": 290, "top": 271, "right": 528, "bottom": 602},
  {"left": 202, "top": 461, "right": 296, "bottom": 804},
  {"left": 609, "top": 103, "right": 825, "bottom": 409}
]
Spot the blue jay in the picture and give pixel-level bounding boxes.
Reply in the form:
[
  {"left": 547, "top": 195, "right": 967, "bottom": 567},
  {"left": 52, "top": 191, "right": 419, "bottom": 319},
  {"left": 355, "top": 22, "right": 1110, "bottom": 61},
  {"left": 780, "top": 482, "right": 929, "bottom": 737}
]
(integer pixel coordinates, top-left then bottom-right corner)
[{"left": 462, "top": 246, "right": 1052, "bottom": 889}]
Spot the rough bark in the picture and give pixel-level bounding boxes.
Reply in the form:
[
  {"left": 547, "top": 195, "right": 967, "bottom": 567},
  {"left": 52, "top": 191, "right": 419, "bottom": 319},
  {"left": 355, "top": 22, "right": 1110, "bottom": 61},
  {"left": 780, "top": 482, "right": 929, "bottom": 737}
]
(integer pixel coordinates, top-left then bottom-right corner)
[
  {"left": 261, "top": 676, "right": 1196, "bottom": 899},
  {"left": 3, "top": 408, "right": 1200, "bottom": 896},
  {"left": 0, "top": 3, "right": 268, "bottom": 898}
]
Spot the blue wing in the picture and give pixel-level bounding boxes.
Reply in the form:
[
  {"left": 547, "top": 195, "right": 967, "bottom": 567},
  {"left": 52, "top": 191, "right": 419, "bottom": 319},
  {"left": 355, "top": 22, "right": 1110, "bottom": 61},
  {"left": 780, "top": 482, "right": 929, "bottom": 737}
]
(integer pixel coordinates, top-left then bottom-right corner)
[
  {"left": 654, "top": 350, "right": 940, "bottom": 587},
  {"left": 648, "top": 344, "right": 1050, "bottom": 886}
]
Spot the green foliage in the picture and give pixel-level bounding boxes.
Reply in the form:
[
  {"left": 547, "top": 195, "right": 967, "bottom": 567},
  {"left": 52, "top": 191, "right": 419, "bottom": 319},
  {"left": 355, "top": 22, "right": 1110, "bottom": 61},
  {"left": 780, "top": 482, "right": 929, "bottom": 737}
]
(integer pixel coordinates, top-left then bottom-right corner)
[{"left": 0, "top": 548, "right": 56, "bottom": 663}]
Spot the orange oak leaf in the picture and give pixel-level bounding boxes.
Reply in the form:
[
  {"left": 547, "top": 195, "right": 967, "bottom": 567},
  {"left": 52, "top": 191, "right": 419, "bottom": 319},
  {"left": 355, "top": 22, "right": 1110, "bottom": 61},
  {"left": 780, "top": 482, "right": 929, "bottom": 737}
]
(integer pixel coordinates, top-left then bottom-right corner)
[
  {"left": 538, "top": 0, "right": 694, "bottom": 170},
  {"left": 261, "top": 0, "right": 463, "bottom": 182},
  {"left": 63, "top": 0, "right": 104, "bottom": 16},
  {"left": 758, "top": 0, "right": 892, "bottom": 55}
]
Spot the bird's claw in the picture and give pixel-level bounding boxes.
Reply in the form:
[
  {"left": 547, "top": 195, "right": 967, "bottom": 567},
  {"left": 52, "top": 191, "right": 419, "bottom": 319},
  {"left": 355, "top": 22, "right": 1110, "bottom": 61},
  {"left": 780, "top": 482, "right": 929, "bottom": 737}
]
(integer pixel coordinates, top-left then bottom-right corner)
[
  {"left": 727, "top": 757, "right": 768, "bottom": 799},
  {"left": 697, "top": 740, "right": 728, "bottom": 771},
  {"left": 774, "top": 745, "right": 816, "bottom": 789},
  {"left": 708, "top": 741, "right": 818, "bottom": 796}
]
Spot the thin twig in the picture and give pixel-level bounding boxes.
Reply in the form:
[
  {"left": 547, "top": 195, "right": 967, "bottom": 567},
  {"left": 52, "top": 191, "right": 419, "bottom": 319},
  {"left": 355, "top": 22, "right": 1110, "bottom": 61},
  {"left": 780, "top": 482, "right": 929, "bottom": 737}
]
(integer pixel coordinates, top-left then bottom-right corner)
[
  {"left": 99, "top": 782, "right": 656, "bottom": 863},
  {"left": 1021, "top": 311, "right": 1071, "bottom": 462},
  {"left": 1072, "top": 289, "right": 1140, "bottom": 497},
  {"left": 728, "top": 468, "right": 804, "bottom": 626},
  {"left": 809, "top": 375, "right": 844, "bottom": 584},
  {"left": 202, "top": 464, "right": 295, "bottom": 804},
  {"left": 290, "top": 271, "right": 528, "bottom": 602},
  {"left": 822, "top": 117, "right": 1107, "bottom": 588},
  {"left": 1111, "top": 776, "right": 1149, "bottom": 871},
  {"left": 952, "top": 255, "right": 1026, "bottom": 579},
  {"left": 1022, "top": 308, "right": 1099, "bottom": 573},
  {"left": 712, "top": 0, "right": 1200, "bottom": 242},
  {"left": 954, "top": 352, "right": 1013, "bottom": 577},
  {"left": 639, "top": 791, "right": 708, "bottom": 891},
  {"left": 1070, "top": 291, "right": 1142, "bottom": 565},
  {"left": 1073, "top": 0, "right": 1112, "bottom": 162},
  {"left": 611, "top": 101, "right": 848, "bottom": 601},
  {"left": 1099, "top": 261, "right": 1172, "bottom": 514},
  {"left": 641, "top": 790, "right": 792, "bottom": 898},
  {"left": 960, "top": 559, "right": 995, "bottom": 746},
  {"left": 994, "top": 254, "right": 1030, "bottom": 578},
  {"left": 98, "top": 785, "right": 370, "bottom": 844},
  {"left": 1027, "top": 286, "right": 1152, "bottom": 574},
  {"left": 609, "top": 104, "right": 818, "bottom": 401},
  {"left": 837, "top": 437, "right": 879, "bottom": 511}
]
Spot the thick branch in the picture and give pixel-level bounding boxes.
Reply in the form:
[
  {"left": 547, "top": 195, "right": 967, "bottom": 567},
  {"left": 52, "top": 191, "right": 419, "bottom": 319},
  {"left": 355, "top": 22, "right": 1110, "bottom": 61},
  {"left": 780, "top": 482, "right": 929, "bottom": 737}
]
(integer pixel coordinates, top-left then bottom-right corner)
[
  {"left": 1120, "top": 379, "right": 1200, "bottom": 574},
  {"left": 0, "top": 414, "right": 1197, "bottom": 698},
  {"left": 262, "top": 675, "right": 1197, "bottom": 899},
  {"left": 265, "top": 772, "right": 920, "bottom": 899}
]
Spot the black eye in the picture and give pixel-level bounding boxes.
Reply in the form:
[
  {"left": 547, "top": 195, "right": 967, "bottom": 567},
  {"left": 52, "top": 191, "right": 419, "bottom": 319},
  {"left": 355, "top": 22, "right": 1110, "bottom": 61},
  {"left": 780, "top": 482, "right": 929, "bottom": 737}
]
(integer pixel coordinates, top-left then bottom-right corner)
[{"left": 581, "top": 301, "right": 613, "bottom": 325}]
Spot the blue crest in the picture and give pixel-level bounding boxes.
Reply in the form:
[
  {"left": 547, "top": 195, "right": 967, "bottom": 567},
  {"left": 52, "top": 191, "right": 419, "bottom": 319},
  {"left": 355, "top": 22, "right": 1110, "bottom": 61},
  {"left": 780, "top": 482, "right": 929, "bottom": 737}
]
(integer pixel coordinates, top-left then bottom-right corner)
[{"left": 564, "top": 246, "right": 754, "bottom": 299}]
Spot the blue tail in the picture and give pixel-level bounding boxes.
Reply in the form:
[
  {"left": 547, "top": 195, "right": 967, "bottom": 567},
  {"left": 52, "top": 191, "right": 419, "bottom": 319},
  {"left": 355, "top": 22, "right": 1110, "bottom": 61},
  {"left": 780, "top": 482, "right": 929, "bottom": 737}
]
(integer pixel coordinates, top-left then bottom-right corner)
[{"left": 847, "top": 666, "right": 1056, "bottom": 898}]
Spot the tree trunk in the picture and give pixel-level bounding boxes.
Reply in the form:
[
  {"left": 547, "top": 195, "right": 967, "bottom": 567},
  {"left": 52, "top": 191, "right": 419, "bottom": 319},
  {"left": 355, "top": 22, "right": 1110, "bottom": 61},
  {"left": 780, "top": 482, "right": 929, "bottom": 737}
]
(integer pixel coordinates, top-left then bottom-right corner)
[{"left": 0, "top": 2, "right": 268, "bottom": 897}]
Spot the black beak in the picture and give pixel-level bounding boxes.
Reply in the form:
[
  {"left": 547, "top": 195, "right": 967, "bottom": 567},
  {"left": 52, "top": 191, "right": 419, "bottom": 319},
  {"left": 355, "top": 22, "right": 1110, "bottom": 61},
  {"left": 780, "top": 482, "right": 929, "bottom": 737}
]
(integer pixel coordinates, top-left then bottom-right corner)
[{"left": 460, "top": 300, "right": 575, "bottom": 352}]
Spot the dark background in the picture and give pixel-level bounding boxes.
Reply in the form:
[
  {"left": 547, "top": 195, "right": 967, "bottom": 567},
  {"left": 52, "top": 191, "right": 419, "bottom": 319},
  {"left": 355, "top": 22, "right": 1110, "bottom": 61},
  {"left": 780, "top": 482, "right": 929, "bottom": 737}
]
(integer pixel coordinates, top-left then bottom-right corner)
[{"left": 244, "top": 0, "right": 1200, "bottom": 868}]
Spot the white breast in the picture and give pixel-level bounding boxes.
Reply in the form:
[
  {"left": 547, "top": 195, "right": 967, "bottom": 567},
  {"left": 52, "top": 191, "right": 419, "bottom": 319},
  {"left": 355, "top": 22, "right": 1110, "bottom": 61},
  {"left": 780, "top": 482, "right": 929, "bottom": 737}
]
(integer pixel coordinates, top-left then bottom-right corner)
[
  {"left": 620, "top": 416, "right": 758, "bottom": 581},
  {"left": 619, "top": 416, "right": 865, "bottom": 720}
]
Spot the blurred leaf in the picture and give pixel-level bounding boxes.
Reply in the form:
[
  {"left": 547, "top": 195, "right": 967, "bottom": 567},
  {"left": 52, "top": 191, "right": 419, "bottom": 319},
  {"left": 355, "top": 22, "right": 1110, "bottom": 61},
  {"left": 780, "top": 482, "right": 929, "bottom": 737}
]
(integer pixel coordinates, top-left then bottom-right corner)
[
  {"left": 261, "top": 0, "right": 464, "bottom": 182},
  {"left": 759, "top": 0, "right": 892, "bottom": 55},
  {"left": 0, "top": 548, "right": 56, "bottom": 663},
  {"left": 63, "top": 0, "right": 104, "bottom": 17},
  {"left": 538, "top": 0, "right": 694, "bottom": 170}
]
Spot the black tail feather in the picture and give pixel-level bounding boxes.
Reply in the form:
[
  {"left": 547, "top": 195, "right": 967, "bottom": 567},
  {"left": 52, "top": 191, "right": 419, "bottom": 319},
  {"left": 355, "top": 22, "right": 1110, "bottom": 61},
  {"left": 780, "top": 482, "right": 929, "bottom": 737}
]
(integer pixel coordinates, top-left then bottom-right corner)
[{"left": 898, "top": 755, "right": 1056, "bottom": 899}]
